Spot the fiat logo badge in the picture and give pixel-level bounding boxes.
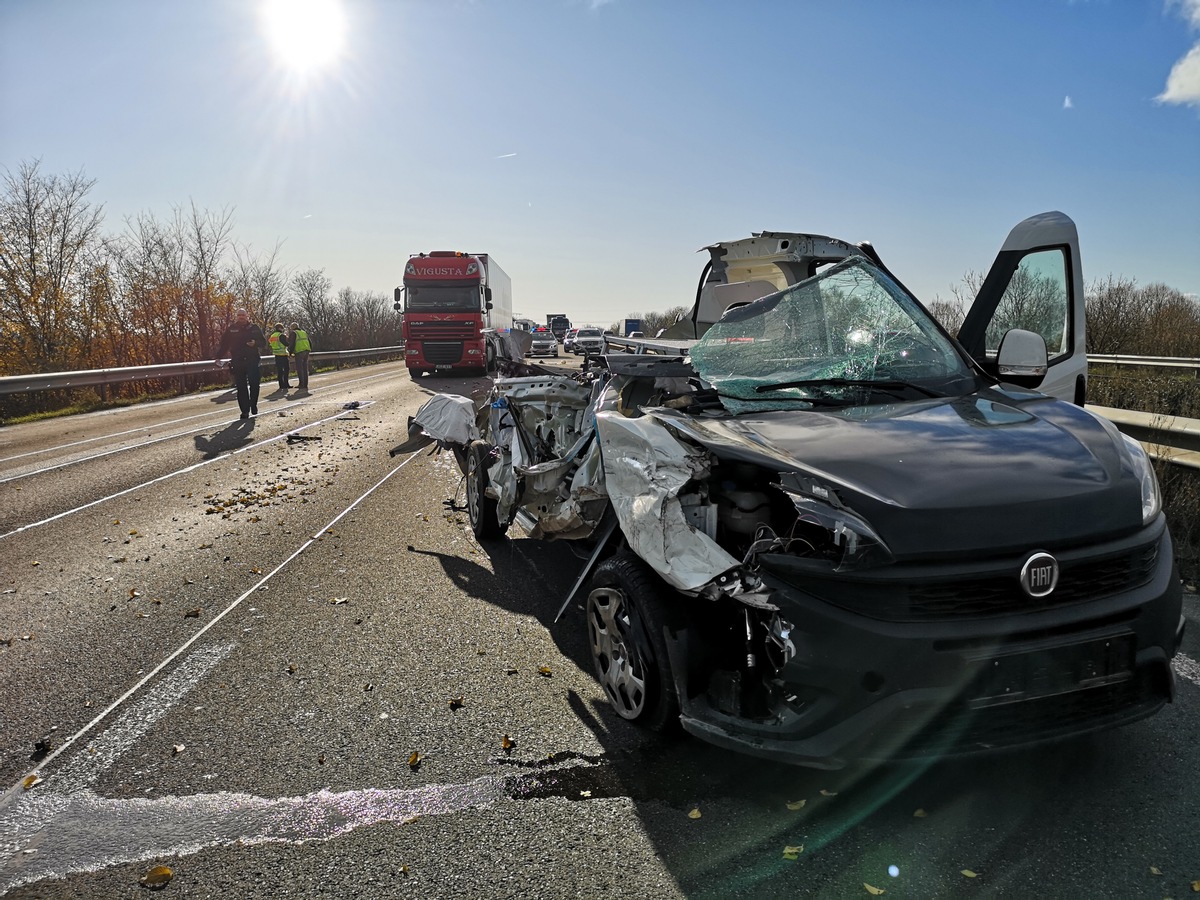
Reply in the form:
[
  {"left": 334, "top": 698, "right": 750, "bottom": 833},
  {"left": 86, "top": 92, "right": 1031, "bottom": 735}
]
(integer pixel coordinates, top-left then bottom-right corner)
[{"left": 1020, "top": 551, "right": 1059, "bottom": 598}]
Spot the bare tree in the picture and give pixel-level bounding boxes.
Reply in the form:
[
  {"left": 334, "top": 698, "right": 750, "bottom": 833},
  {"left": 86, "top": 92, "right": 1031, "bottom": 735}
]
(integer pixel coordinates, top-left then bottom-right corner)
[
  {"left": 0, "top": 160, "right": 105, "bottom": 373},
  {"left": 1085, "top": 275, "right": 1144, "bottom": 353},
  {"left": 229, "top": 241, "right": 291, "bottom": 330}
]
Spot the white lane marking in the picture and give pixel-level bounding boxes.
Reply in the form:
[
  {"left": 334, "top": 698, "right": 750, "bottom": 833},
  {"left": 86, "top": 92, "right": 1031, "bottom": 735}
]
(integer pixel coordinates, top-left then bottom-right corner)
[
  {"left": 0, "top": 407, "right": 232, "bottom": 464},
  {"left": 3, "top": 446, "right": 423, "bottom": 801},
  {"left": 0, "top": 402, "right": 375, "bottom": 540},
  {"left": 1173, "top": 653, "right": 1200, "bottom": 688},
  {"left": 0, "top": 367, "right": 399, "bottom": 479},
  {"left": 0, "top": 777, "right": 504, "bottom": 893},
  {"left": 0, "top": 413, "right": 302, "bottom": 485},
  {"left": 52, "top": 644, "right": 236, "bottom": 794}
]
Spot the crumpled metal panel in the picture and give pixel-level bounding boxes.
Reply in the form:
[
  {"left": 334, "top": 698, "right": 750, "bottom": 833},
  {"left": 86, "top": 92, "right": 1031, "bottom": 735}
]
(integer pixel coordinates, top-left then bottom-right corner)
[
  {"left": 594, "top": 407, "right": 739, "bottom": 592},
  {"left": 412, "top": 394, "right": 479, "bottom": 446}
]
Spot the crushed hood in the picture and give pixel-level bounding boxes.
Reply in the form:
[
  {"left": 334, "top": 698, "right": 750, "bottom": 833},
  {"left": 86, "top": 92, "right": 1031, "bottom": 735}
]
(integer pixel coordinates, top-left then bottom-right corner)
[{"left": 650, "top": 389, "right": 1145, "bottom": 559}]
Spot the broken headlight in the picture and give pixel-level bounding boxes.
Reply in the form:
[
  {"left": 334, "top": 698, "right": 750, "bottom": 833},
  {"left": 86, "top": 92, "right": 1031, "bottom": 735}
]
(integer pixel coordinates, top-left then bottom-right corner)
[{"left": 779, "top": 484, "right": 894, "bottom": 571}]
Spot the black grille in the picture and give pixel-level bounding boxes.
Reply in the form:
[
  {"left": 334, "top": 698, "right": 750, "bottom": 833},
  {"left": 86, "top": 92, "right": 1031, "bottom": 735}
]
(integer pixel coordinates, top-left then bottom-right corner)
[
  {"left": 885, "top": 671, "right": 1162, "bottom": 758},
  {"left": 772, "top": 542, "right": 1159, "bottom": 622},
  {"left": 422, "top": 342, "right": 464, "bottom": 365},
  {"left": 905, "top": 544, "right": 1158, "bottom": 619}
]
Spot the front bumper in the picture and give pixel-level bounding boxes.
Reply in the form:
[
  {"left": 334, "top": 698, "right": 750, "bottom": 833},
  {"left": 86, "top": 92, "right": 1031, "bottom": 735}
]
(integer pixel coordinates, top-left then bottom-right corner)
[{"left": 672, "top": 522, "right": 1184, "bottom": 769}]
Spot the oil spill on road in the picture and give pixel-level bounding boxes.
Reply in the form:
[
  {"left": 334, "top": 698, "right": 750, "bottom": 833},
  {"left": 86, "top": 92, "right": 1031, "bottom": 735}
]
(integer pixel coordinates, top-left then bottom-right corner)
[{"left": 0, "top": 778, "right": 506, "bottom": 894}]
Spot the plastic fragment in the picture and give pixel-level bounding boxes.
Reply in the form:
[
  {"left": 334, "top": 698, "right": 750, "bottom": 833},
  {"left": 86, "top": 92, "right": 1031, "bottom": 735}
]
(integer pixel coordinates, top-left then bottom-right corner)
[
  {"left": 139, "top": 865, "right": 173, "bottom": 889},
  {"left": 782, "top": 845, "right": 804, "bottom": 860},
  {"left": 864, "top": 884, "right": 885, "bottom": 895},
  {"left": 786, "top": 799, "right": 806, "bottom": 811},
  {"left": 961, "top": 870, "right": 978, "bottom": 878},
  {"left": 687, "top": 808, "right": 701, "bottom": 819}
]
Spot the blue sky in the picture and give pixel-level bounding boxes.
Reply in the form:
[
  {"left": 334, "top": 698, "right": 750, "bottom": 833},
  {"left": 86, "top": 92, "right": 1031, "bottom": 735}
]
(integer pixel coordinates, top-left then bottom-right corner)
[{"left": 2, "top": 0, "right": 1198, "bottom": 327}]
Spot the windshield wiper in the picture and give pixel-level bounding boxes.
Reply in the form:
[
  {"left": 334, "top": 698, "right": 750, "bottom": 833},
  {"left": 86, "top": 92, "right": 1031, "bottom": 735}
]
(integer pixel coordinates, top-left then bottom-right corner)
[
  {"left": 719, "top": 390, "right": 854, "bottom": 408},
  {"left": 753, "top": 377, "right": 942, "bottom": 398}
]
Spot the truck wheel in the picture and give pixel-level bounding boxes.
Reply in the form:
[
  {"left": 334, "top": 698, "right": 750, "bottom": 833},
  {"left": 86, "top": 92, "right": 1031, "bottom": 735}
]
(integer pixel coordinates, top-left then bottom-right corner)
[
  {"left": 466, "top": 440, "right": 507, "bottom": 540},
  {"left": 409, "top": 368, "right": 423, "bottom": 381},
  {"left": 586, "top": 552, "right": 679, "bottom": 731}
]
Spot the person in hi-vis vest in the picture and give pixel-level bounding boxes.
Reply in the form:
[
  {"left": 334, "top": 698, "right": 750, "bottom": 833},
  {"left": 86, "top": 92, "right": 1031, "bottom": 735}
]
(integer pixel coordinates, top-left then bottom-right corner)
[
  {"left": 287, "top": 322, "right": 312, "bottom": 391},
  {"left": 268, "top": 322, "right": 290, "bottom": 390}
]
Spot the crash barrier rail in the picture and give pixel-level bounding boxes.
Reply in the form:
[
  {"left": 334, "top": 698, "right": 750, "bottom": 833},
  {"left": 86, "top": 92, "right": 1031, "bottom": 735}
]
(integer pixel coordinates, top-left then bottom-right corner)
[
  {"left": 1088, "top": 406, "right": 1200, "bottom": 471},
  {"left": 0, "top": 345, "right": 406, "bottom": 398},
  {"left": 1089, "top": 353, "right": 1200, "bottom": 376}
]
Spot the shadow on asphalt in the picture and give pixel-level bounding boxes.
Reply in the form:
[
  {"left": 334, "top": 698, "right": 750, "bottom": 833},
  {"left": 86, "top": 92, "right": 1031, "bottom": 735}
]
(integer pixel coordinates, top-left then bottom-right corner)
[{"left": 193, "top": 418, "right": 255, "bottom": 459}]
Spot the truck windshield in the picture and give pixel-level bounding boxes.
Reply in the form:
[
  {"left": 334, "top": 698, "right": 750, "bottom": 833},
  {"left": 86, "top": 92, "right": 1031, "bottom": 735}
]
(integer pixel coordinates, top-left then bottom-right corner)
[{"left": 405, "top": 285, "right": 480, "bottom": 312}]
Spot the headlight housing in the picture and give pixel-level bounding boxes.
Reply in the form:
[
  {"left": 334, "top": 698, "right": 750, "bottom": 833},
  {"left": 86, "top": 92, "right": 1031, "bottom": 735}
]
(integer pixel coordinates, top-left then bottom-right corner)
[{"left": 1121, "top": 433, "right": 1162, "bottom": 525}]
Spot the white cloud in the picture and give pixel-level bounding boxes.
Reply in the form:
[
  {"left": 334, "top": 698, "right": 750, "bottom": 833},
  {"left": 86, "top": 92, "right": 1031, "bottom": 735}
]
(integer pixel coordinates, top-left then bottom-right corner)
[
  {"left": 1159, "top": 0, "right": 1200, "bottom": 108},
  {"left": 495, "top": 152, "right": 517, "bottom": 159},
  {"left": 1157, "top": 42, "right": 1200, "bottom": 106},
  {"left": 1063, "top": 95, "right": 1074, "bottom": 109}
]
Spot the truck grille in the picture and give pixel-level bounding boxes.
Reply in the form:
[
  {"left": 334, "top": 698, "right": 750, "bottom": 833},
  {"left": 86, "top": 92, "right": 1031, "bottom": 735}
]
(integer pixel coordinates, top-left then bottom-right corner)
[
  {"left": 422, "top": 342, "right": 464, "bottom": 365},
  {"left": 409, "top": 321, "right": 477, "bottom": 340}
]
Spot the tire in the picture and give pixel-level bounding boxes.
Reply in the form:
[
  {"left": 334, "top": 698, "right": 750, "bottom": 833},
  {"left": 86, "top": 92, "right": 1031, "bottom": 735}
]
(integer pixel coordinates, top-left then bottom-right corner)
[
  {"left": 586, "top": 552, "right": 680, "bottom": 731},
  {"left": 466, "top": 440, "right": 506, "bottom": 540},
  {"left": 409, "top": 368, "right": 423, "bottom": 381}
]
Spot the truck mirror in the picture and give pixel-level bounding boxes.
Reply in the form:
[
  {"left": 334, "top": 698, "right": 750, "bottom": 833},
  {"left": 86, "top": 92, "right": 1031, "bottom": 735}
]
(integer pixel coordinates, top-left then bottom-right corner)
[
  {"left": 394, "top": 287, "right": 403, "bottom": 304},
  {"left": 486, "top": 301, "right": 494, "bottom": 310}
]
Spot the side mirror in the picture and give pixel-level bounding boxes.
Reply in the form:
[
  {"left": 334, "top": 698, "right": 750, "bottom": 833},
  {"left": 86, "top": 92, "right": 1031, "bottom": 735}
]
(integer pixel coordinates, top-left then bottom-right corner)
[
  {"left": 996, "top": 328, "right": 1048, "bottom": 388},
  {"left": 484, "top": 287, "right": 493, "bottom": 311},
  {"left": 393, "top": 287, "right": 404, "bottom": 312}
]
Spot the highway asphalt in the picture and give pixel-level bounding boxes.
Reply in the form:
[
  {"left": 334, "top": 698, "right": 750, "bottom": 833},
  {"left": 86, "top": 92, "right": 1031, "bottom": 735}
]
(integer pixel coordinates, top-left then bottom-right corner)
[{"left": 1, "top": 359, "right": 1197, "bottom": 898}]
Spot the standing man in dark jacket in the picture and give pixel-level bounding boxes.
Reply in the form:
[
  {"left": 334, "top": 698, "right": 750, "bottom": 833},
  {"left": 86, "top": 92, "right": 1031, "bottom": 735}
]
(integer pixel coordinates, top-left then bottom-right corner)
[{"left": 215, "top": 309, "right": 268, "bottom": 419}]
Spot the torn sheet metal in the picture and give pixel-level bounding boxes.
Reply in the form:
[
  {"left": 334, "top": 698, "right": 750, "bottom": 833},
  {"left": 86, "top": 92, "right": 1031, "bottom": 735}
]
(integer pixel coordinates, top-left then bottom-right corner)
[
  {"left": 412, "top": 394, "right": 479, "bottom": 446},
  {"left": 594, "top": 408, "right": 739, "bottom": 592},
  {"left": 485, "top": 374, "right": 609, "bottom": 540}
]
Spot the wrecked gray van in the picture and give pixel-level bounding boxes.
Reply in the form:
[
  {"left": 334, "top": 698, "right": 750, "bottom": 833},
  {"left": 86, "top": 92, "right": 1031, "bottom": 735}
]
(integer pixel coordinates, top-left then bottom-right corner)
[{"left": 409, "top": 213, "right": 1184, "bottom": 768}]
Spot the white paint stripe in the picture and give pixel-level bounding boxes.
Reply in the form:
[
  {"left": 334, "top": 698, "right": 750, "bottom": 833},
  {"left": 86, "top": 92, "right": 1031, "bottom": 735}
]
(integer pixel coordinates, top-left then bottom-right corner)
[
  {"left": 51, "top": 644, "right": 235, "bottom": 793},
  {"left": 0, "top": 366, "right": 398, "bottom": 467},
  {"left": 1173, "top": 653, "right": 1200, "bottom": 687},
  {"left": 2, "top": 447, "right": 422, "bottom": 804},
  {"left": 0, "top": 402, "right": 375, "bottom": 540},
  {"left": 0, "top": 408, "right": 231, "bottom": 465}
]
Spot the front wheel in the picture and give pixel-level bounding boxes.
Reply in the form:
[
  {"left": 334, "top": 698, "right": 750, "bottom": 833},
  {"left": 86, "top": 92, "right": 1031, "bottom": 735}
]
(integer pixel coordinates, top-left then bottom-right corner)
[
  {"left": 466, "top": 440, "right": 507, "bottom": 540},
  {"left": 586, "top": 552, "right": 679, "bottom": 731}
]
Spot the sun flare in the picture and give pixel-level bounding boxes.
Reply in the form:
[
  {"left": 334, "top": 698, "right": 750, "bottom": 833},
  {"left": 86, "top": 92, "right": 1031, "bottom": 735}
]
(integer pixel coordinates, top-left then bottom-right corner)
[{"left": 261, "top": 0, "right": 347, "bottom": 75}]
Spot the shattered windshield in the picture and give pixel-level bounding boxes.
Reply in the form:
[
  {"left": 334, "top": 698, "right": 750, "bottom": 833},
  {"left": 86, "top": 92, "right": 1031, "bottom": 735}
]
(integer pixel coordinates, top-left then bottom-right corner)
[{"left": 690, "top": 257, "right": 972, "bottom": 413}]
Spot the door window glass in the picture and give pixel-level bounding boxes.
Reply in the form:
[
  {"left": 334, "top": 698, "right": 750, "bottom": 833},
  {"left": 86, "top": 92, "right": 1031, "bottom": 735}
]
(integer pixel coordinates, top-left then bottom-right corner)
[{"left": 984, "top": 248, "right": 1070, "bottom": 359}]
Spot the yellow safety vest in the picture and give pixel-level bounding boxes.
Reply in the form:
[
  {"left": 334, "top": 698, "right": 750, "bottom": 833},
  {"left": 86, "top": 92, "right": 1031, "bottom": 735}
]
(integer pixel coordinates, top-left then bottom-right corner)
[
  {"left": 292, "top": 329, "right": 311, "bottom": 353},
  {"left": 269, "top": 331, "right": 287, "bottom": 355}
]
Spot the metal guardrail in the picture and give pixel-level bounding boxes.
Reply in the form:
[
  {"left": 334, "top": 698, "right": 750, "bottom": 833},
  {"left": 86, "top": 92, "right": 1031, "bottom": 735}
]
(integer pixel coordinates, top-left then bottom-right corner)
[
  {"left": 1089, "top": 353, "right": 1200, "bottom": 375},
  {"left": 0, "top": 346, "right": 406, "bottom": 396}
]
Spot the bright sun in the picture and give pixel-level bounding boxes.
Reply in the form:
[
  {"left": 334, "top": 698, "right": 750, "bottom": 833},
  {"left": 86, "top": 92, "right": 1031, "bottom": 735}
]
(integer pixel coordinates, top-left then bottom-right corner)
[{"left": 261, "top": 0, "right": 347, "bottom": 75}]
